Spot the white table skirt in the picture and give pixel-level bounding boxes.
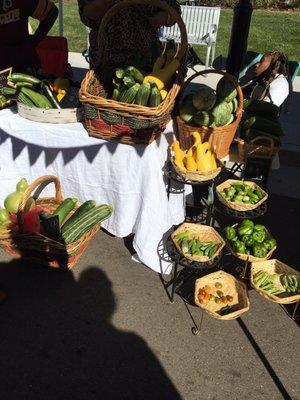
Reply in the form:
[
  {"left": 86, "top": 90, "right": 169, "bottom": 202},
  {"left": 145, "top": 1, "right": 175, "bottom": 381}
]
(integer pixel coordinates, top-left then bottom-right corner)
[{"left": 0, "top": 108, "right": 185, "bottom": 274}]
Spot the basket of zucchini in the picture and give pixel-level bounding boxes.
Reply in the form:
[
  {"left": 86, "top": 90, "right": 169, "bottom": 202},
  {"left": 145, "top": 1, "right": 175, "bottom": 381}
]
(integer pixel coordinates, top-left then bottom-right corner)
[
  {"left": 216, "top": 179, "right": 268, "bottom": 211},
  {"left": 0, "top": 175, "right": 113, "bottom": 269},
  {"left": 79, "top": 0, "right": 188, "bottom": 145},
  {"left": 251, "top": 259, "right": 300, "bottom": 304},
  {"left": 171, "top": 223, "right": 225, "bottom": 262},
  {"left": 0, "top": 73, "right": 83, "bottom": 124}
]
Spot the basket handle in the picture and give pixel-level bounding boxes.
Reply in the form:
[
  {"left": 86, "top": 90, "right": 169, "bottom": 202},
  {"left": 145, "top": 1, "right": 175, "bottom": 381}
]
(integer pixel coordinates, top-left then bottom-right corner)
[
  {"left": 249, "top": 135, "right": 275, "bottom": 157},
  {"left": 96, "top": 0, "right": 188, "bottom": 69},
  {"left": 17, "top": 175, "right": 63, "bottom": 225},
  {"left": 178, "top": 69, "right": 244, "bottom": 116}
]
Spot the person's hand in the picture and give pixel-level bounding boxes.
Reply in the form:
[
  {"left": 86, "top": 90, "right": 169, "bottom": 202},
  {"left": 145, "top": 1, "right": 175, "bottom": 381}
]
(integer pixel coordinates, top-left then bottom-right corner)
[{"left": 148, "top": 11, "right": 169, "bottom": 29}]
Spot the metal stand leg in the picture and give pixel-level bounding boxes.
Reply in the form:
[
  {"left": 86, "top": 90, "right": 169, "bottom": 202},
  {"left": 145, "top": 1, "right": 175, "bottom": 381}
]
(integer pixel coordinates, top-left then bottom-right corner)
[
  {"left": 170, "top": 261, "right": 179, "bottom": 303},
  {"left": 183, "top": 301, "right": 205, "bottom": 335},
  {"left": 167, "top": 177, "right": 171, "bottom": 200},
  {"left": 280, "top": 301, "right": 299, "bottom": 321},
  {"left": 236, "top": 259, "right": 250, "bottom": 281}
]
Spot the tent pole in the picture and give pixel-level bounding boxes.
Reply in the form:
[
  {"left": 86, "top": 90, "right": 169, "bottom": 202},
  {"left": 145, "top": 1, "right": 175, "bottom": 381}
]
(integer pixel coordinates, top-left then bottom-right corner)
[
  {"left": 58, "top": 0, "right": 64, "bottom": 37},
  {"left": 226, "top": 0, "right": 253, "bottom": 76}
]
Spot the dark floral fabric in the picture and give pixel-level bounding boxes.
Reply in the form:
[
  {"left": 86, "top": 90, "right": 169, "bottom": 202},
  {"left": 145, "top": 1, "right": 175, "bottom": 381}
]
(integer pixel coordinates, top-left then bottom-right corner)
[{"left": 77, "top": 0, "right": 181, "bottom": 69}]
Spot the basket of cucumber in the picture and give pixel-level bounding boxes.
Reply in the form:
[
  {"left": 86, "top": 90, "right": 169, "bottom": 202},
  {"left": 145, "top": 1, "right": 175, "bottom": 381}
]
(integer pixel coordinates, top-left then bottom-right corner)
[
  {"left": 171, "top": 223, "right": 225, "bottom": 262},
  {"left": 251, "top": 259, "right": 300, "bottom": 304},
  {"left": 216, "top": 179, "right": 268, "bottom": 212},
  {"left": 0, "top": 175, "right": 113, "bottom": 269},
  {"left": 194, "top": 271, "right": 250, "bottom": 320},
  {"left": 79, "top": 0, "right": 188, "bottom": 145}
]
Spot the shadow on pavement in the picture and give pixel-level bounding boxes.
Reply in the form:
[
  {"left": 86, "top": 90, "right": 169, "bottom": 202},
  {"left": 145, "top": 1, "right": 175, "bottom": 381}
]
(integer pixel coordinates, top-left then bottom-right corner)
[{"left": 0, "top": 261, "right": 182, "bottom": 400}]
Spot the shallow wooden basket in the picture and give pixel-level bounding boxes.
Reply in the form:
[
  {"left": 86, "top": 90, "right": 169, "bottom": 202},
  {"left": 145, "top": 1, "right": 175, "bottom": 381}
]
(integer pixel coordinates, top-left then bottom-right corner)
[
  {"left": 251, "top": 259, "right": 300, "bottom": 304},
  {"left": 171, "top": 157, "right": 222, "bottom": 182},
  {"left": 215, "top": 179, "right": 268, "bottom": 211},
  {"left": 0, "top": 175, "right": 99, "bottom": 269},
  {"left": 194, "top": 271, "right": 250, "bottom": 320},
  {"left": 171, "top": 222, "right": 225, "bottom": 263},
  {"left": 17, "top": 102, "right": 84, "bottom": 124},
  {"left": 226, "top": 223, "right": 277, "bottom": 263}
]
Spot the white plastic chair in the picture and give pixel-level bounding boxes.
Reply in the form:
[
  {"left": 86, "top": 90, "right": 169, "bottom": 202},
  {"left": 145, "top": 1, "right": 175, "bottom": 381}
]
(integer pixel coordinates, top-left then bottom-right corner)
[{"left": 160, "top": 5, "right": 221, "bottom": 68}]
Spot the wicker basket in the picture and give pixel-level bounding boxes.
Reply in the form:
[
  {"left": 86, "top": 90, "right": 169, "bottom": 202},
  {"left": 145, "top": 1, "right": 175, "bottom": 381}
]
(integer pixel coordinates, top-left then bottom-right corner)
[
  {"left": 171, "top": 222, "right": 225, "bottom": 262},
  {"left": 17, "top": 102, "right": 84, "bottom": 124},
  {"left": 236, "top": 136, "right": 279, "bottom": 161},
  {"left": 194, "top": 271, "right": 250, "bottom": 320},
  {"left": 0, "top": 175, "right": 100, "bottom": 269},
  {"left": 226, "top": 223, "right": 276, "bottom": 263},
  {"left": 251, "top": 259, "right": 300, "bottom": 304},
  {"left": 174, "top": 70, "right": 243, "bottom": 159},
  {"left": 216, "top": 179, "right": 268, "bottom": 211},
  {"left": 171, "top": 157, "right": 222, "bottom": 182},
  {"left": 79, "top": 0, "right": 188, "bottom": 146}
]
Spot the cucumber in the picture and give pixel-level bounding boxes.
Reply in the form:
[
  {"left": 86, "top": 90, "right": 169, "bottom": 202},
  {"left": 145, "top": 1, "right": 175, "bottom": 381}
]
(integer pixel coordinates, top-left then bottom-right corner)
[
  {"left": 0, "top": 86, "right": 17, "bottom": 97},
  {"left": 53, "top": 198, "right": 78, "bottom": 226},
  {"left": 123, "top": 74, "right": 136, "bottom": 88},
  {"left": 19, "top": 87, "right": 52, "bottom": 109},
  {"left": 149, "top": 85, "right": 162, "bottom": 107},
  {"left": 61, "top": 204, "right": 113, "bottom": 244},
  {"left": 17, "top": 91, "right": 35, "bottom": 107},
  {"left": 61, "top": 200, "right": 96, "bottom": 232},
  {"left": 126, "top": 66, "right": 144, "bottom": 84},
  {"left": 135, "top": 83, "right": 151, "bottom": 106},
  {"left": 115, "top": 68, "right": 125, "bottom": 79},
  {"left": 8, "top": 73, "right": 42, "bottom": 86},
  {"left": 119, "top": 83, "right": 140, "bottom": 104}
]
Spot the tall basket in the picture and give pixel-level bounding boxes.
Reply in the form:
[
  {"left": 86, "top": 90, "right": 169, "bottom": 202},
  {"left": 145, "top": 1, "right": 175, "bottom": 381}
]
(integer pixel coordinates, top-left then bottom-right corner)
[
  {"left": 0, "top": 176, "right": 100, "bottom": 269},
  {"left": 174, "top": 69, "right": 243, "bottom": 158},
  {"left": 79, "top": 0, "right": 188, "bottom": 146}
]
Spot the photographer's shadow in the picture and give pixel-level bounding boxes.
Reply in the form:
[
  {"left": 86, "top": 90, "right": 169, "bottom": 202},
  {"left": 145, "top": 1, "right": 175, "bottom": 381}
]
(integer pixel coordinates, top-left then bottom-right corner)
[{"left": 0, "top": 262, "right": 181, "bottom": 400}]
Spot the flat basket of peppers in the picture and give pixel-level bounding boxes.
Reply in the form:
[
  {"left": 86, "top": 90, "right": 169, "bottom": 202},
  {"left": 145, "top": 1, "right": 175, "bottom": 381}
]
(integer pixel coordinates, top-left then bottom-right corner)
[
  {"left": 216, "top": 179, "right": 268, "bottom": 211},
  {"left": 0, "top": 175, "right": 113, "bottom": 269},
  {"left": 194, "top": 271, "right": 250, "bottom": 320},
  {"left": 171, "top": 222, "right": 225, "bottom": 262},
  {"left": 251, "top": 259, "right": 300, "bottom": 304},
  {"left": 223, "top": 219, "right": 277, "bottom": 262}
]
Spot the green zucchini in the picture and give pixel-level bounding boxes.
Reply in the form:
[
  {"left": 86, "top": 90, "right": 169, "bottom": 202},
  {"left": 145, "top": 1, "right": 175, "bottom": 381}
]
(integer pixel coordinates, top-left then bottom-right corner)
[
  {"left": 41, "top": 82, "right": 61, "bottom": 109},
  {"left": 61, "top": 204, "right": 113, "bottom": 244},
  {"left": 0, "top": 87, "right": 17, "bottom": 98},
  {"left": 115, "top": 68, "right": 125, "bottom": 79},
  {"left": 52, "top": 198, "right": 78, "bottom": 226},
  {"left": 243, "top": 115, "right": 283, "bottom": 137},
  {"left": 61, "top": 200, "right": 96, "bottom": 232},
  {"left": 149, "top": 85, "right": 162, "bottom": 107},
  {"left": 119, "top": 83, "right": 140, "bottom": 104},
  {"left": 8, "top": 73, "right": 42, "bottom": 86},
  {"left": 112, "top": 88, "right": 120, "bottom": 100},
  {"left": 135, "top": 83, "right": 151, "bottom": 106},
  {"left": 126, "top": 66, "right": 144, "bottom": 84},
  {"left": 123, "top": 74, "right": 136, "bottom": 88},
  {"left": 19, "top": 87, "right": 52, "bottom": 109}
]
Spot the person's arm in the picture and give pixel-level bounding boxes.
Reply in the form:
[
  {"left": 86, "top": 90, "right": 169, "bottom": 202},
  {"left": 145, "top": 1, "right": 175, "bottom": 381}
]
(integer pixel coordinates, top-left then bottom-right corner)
[{"left": 30, "top": 0, "right": 58, "bottom": 45}]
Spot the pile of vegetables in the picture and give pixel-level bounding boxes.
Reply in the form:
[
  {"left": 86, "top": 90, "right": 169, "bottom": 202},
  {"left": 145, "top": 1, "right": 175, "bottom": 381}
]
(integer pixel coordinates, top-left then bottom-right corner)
[
  {"left": 253, "top": 271, "right": 300, "bottom": 297},
  {"left": 0, "top": 178, "right": 113, "bottom": 245},
  {"left": 172, "top": 131, "right": 218, "bottom": 173},
  {"left": 219, "top": 181, "right": 266, "bottom": 205},
  {"left": 179, "top": 76, "right": 238, "bottom": 128},
  {"left": 110, "top": 49, "right": 179, "bottom": 107},
  {"left": 197, "top": 282, "right": 234, "bottom": 315},
  {"left": 241, "top": 100, "right": 283, "bottom": 146},
  {"left": 223, "top": 219, "right": 276, "bottom": 258},
  {"left": 0, "top": 73, "right": 72, "bottom": 109},
  {"left": 173, "top": 229, "right": 221, "bottom": 258}
]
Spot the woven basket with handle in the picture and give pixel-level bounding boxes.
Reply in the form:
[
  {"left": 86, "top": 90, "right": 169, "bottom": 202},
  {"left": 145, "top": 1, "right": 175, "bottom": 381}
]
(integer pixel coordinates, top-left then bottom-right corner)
[
  {"left": 216, "top": 179, "right": 268, "bottom": 212},
  {"left": 171, "top": 222, "right": 225, "bottom": 263},
  {"left": 251, "top": 259, "right": 300, "bottom": 304},
  {"left": 79, "top": 0, "right": 188, "bottom": 146},
  {"left": 236, "top": 135, "right": 279, "bottom": 161},
  {"left": 226, "top": 223, "right": 276, "bottom": 263},
  {"left": 194, "top": 271, "right": 250, "bottom": 320},
  {"left": 171, "top": 157, "right": 222, "bottom": 182},
  {"left": 0, "top": 176, "right": 100, "bottom": 269},
  {"left": 175, "top": 70, "right": 243, "bottom": 159}
]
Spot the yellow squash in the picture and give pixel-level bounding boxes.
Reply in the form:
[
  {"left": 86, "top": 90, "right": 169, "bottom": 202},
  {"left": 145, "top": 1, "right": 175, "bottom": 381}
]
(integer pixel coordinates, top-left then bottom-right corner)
[{"left": 143, "top": 59, "right": 180, "bottom": 90}]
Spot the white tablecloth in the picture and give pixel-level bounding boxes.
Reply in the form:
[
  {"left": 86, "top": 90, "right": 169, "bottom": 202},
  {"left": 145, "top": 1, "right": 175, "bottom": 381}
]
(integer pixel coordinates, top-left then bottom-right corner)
[{"left": 0, "top": 108, "right": 185, "bottom": 274}]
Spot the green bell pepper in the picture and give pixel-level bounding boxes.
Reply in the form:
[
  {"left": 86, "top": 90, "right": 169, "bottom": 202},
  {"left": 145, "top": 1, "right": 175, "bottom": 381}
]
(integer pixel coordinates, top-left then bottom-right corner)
[
  {"left": 253, "top": 224, "right": 266, "bottom": 232},
  {"left": 263, "top": 238, "right": 277, "bottom": 251},
  {"left": 253, "top": 230, "right": 266, "bottom": 243},
  {"left": 224, "top": 226, "right": 237, "bottom": 241},
  {"left": 238, "top": 224, "right": 253, "bottom": 236},
  {"left": 233, "top": 240, "right": 246, "bottom": 254},
  {"left": 252, "top": 243, "right": 268, "bottom": 258},
  {"left": 241, "top": 234, "right": 254, "bottom": 247},
  {"left": 241, "top": 219, "right": 254, "bottom": 229}
]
